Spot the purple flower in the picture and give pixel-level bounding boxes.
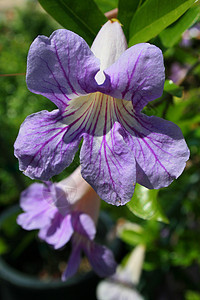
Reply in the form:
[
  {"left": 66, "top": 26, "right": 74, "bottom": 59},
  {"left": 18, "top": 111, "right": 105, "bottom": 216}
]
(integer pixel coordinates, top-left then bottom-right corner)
[
  {"left": 14, "top": 20, "right": 190, "bottom": 206},
  {"left": 17, "top": 167, "right": 117, "bottom": 281}
]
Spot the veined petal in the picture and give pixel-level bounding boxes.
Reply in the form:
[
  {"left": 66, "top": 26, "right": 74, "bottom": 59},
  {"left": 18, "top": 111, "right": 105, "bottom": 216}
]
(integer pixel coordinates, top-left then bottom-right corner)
[
  {"left": 16, "top": 92, "right": 127, "bottom": 181},
  {"left": 27, "top": 29, "right": 100, "bottom": 111},
  {"left": 79, "top": 92, "right": 189, "bottom": 200},
  {"left": 17, "top": 183, "right": 57, "bottom": 230},
  {"left": 14, "top": 92, "right": 136, "bottom": 184},
  {"left": 100, "top": 43, "right": 165, "bottom": 111},
  {"left": 118, "top": 112, "right": 190, "bottom": 189},
  {"left": 81, "top": 128, "right": 136, "bottom": 206},
  {"left": 39, "top": 212, "right": 73, "bottom": 249},
  {"left": 14, "top": 109, "right": 82, "bottom": 180},
  {"left": 79, "top": 93, "right": 136, "bottom": 206}
]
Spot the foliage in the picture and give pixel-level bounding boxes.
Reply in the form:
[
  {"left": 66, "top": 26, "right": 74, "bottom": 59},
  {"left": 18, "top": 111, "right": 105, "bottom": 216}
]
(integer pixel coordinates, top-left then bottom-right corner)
[
  {"left": 128, "top": 0, "right": 197, "bottom": 45},
  {"left": 160, "top": 6, "right": 200, "bottom": 48},
  {"left": 38, "top": 0, "right": 106, "bottom": 45},
  {"left": 127, "top": 185, "right": 169, "bottom": 223}
]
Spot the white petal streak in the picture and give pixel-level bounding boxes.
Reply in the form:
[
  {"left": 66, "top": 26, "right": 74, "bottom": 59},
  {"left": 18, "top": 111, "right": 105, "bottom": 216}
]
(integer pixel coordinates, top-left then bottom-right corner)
[{"left": 62, "top": 92, "right": 134, "bottom": 139}]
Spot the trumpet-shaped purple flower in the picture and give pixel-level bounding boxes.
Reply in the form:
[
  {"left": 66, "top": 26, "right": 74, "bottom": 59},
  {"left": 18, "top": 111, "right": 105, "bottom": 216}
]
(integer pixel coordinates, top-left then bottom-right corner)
[
  {"left": 14, "top": 20, "right": 190, "bottom": 206},
  {"left": 17, "top": 167, "right": 117, "bottom": 281}
]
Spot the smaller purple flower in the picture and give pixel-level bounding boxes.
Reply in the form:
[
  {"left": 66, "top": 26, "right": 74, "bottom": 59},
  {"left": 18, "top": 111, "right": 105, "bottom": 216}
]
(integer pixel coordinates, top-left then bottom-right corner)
[{"left": 17, "top": 167, "right": 117, "bottom": 281}]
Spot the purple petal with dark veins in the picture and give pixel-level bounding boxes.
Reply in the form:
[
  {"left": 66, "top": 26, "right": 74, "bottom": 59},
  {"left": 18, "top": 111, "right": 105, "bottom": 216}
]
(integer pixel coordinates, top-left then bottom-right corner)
[
  {"left": 79, "top": 91, "right": 189, "bottom": 202},
  {"left": 84, "top": 242, "right": 117, "bottom": 277},
  {"left": 17, "top": 183, "right": 57, "bottom": 230},
  {"left": 39, "top": 212, "right": 73, "bottom": 249},
  {"left": 27, "top": 29, "right": 100, "bottom": 111},
  {"left": 80, "top": 94, "right": 136, "bottom": 206},
  {"left": 120, "top": 112, "right": 190, "bottom": 189},
  {"left": 81, "top": 125, "right": 136, "bottom": 206},
  {"left": 14, "top": 109, "right": 82, "bottom": 180},
  {"left": 100, "top": 43, "right": 165, "bottom": 112}
]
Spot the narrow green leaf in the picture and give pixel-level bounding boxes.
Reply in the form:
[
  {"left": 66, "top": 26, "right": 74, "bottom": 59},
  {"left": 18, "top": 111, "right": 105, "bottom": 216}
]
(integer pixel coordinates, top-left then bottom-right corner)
[
  {"left": 38, "top": 0, "right": 107, "bottom": 45},
  {"left": 127, "top": 184, "right": 169, "bottom": 223},
  {"left": 164, "top": 80, "right": 183, "bottom": 97},
  {"left": 118, "top": 0, "right": 142, "bottom": 40},
  {"left": 129, "top": 0, "right": 197, "bottom": 46},
  {"left": 160, "top": 6, "right": 200, "bottom": 48}
]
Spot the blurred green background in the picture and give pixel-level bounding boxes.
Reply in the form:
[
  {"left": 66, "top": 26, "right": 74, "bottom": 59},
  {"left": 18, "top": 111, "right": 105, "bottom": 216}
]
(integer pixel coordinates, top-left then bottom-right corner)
[{"left": 0, "top": 1, "right": 200, "bottom": 299}]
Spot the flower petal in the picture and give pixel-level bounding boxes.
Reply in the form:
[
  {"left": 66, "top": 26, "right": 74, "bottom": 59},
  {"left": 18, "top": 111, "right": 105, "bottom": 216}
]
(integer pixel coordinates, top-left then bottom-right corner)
[
  {"left": 71, "top": 212, "right": 96, "bottom": 240},
  {"left": 16, "top": 92, "right": 121, "bottom": 180},
  {"left": 27, "top": 29, "right": 100, "bottom": 111},
  {"left": 101, "top": 43, "right": 165, "bottom": 111},
  {"left": 119, "top": 112, "right": 190, "bottom": 189},
  {"left": 80, "top": 94, "right": 136, "bottom": 206},
  {"left": 84, "top": 242, "right": 117, "bottom": 277},
  {"left": 39, "top": 212, "right": 73, "bottom": 249},
  {"left": 14, "top": 109, "right": 81, "bottom": 180},
  {"left": 17, "top": 183, "right": 56, "bottom": 230},
  {"left": 19, "top": 183, "right": 49, "bottom": 211},
  {"left": 97, "top": 281, "right": 144, "bottom": 300},
  {"left": 44, "top": 182, "right": 72, "bottom": 215},
  {"left": 61, "top": 244, "right": 81, "bottom": 281},
  {"left": 91, "top": 20, "right": 127, "bottom": 84}
]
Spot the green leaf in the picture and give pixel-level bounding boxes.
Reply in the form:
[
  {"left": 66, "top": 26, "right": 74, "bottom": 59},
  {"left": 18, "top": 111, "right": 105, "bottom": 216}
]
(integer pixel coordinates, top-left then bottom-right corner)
[
  {"left": 164, "top": 80, "right": 183, "bottom": 97},
  {"left": 118, "top": 221, "right": 160, "bottom": 247},
  {"left": 38, "top": 0, "right": 107, "bottom": 45},
  {"left": 94, "top": 0, "right": 118, "bottom": 13},
  {"left": 160, "top": 6, "right": 200, "bottom": 48},
  {"left": 129, "top": 0, "right": 197, "bottom": 46},
  {"left": 118, "top": 0, "right": 142, "bottom": 40},
  {"left": 118, "top": 223, "right": 145, "bottom": 246},
  {"left": 127, "top": 184, "right": 169, "bottom": 223}
]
